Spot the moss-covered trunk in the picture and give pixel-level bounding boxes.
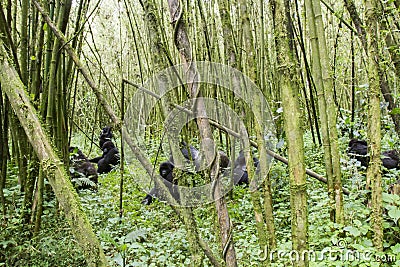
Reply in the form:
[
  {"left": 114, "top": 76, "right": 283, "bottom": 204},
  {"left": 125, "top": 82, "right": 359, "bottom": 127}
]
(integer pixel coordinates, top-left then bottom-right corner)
[
  {"left": 305, "top": 0, "right": 344, "bottom": 224},
  {"left": 167, "top": 0, "right": 237, "bottom": 265},
  {"left": 0, "top": 41, "right": 108, "bottom": 267},
  {"left": 271, "top": 0, "right": 309, "bottom": 266},
  {"left": 364, "top": 0, "right": 383, "bottom": 251}
]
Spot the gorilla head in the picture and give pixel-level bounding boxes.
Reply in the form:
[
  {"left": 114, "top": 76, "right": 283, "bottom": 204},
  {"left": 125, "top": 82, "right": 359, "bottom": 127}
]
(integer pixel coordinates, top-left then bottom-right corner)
[
  {"left": 99, "top": 126, "right": 113, "bottom": 148},
  {"left": 69, "top": 146, "right": 88, "bottom": 162},
  {"left": 159, "top": 161, "right": 174, "bottom": 182},
  {"left": 141, "top": 161, "right": 177, "bottom": 205}
]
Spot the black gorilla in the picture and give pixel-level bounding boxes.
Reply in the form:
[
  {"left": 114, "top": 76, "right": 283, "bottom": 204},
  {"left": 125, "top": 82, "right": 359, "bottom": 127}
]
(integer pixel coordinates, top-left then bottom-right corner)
[
  {"left": 142, "top": 161, "right": 179, "bottom": 205},
  {"left": 169, "top": 142, "right": 200, "bottom": 171},
  {"left": 99, "top": 126, "right": 113, "bottom": 148},
  {"left": 348, "top": 139, "right": 400, "bottom": 169},
  {"left": 142, "top": 143, "right": 198, "bottom": 205},
  {"left": 69, "top": 147, "right": 98, "bottom": 188},
  {"left": 95, "top": 141, "right": 120, "bottom": 174},
  {"left": 382, "top": 150, "right": 400, "bottom": 169},
  {"left": 90, "top": 126, "right": 114, "bottom": 163},
  {"left": 141, "top": 144, "right": 231, "bottom": 205},
  {"left": 233, "top": 150, "right": 259, "bottom": 185},
  {"left": 348, "top": 139, "right": 369, "bottom": 167}
]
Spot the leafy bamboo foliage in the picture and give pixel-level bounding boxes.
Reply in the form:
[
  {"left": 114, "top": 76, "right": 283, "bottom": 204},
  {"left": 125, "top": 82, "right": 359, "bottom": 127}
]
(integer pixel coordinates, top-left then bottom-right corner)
[{"left": 1, "top": 0, "right": 400, "bottom": 266}]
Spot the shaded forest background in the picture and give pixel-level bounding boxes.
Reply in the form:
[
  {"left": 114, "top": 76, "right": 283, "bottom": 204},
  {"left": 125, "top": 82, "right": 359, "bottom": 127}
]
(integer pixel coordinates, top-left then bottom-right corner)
[{"left": 1, "top": 0, "right": 400, "bottom": 266}]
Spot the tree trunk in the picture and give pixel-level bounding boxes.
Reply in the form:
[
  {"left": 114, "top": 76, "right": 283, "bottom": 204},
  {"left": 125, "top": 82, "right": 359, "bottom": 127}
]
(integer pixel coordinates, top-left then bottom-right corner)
[
  {"left": 364, "top": 0, "right": 383, "bottom": 251},
  {"left": 305, "top": 0, "right": 344, "bottom": 224},
  {"left": 167, "top": 1, "right": 237, "bottom": 266},
  {"left": 0, "top": 41, "right": 108, "bottom": 267},
  {"left": 271, "top": 0, "right": 309, "bottom": 266}
]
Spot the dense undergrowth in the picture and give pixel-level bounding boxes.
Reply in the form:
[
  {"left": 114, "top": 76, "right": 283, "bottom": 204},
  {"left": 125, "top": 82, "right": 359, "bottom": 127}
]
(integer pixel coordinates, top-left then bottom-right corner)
[{"left": 1, "top": 133, "right": 400, "bottom": 266}]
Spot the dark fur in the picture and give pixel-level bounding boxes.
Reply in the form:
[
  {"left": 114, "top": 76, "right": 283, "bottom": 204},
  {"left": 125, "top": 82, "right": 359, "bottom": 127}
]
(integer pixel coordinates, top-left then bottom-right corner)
[
  {"left": 97, "top": 141, "right": 120, "bottom": 174},
  {"left": 90, "top": 126, "right": 114, "bottom": 163},
  {"left": 69, "top": 147, "right": 98, "bottom": 188},
  {"left": 348, "top": 139, "right": 400, "bottom": 169},
  {"left": 169, "top": 142, "right": 200, "bottom": 171},
  {"left": 99, "top": 126, "right": 113, "bottom": 148},
  {"left": 233, "top": 150, "right": 259, "bottom": 185},
  {"left": 142, "top": 161, "right": 179, "bottom": 205}
]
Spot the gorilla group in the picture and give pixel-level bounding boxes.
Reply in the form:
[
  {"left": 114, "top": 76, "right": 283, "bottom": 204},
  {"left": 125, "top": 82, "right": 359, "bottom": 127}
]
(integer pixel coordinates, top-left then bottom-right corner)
[
  {"left": 348, "top": 139, "right": 400, "bottom": 169},
  {"left": 141, "top": 143, "right": 258, "bottom": 205},
  {"left": 68, "top": 127, "right": 120, "bottom": 189}
]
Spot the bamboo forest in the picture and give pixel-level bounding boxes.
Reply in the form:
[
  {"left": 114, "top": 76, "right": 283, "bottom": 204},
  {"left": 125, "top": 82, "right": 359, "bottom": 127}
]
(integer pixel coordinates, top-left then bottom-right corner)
[{"left": 1, "top": 0, "right": 400, "bottom": 266}]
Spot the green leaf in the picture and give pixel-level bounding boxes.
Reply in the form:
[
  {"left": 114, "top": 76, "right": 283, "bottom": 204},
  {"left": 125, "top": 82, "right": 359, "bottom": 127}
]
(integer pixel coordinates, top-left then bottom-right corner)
[
  {"left": 392, "top": 243, "right": 400, "bottom": 253},
  {"left": 344, "top": 226, "right": 361, "bottom": 237},
  {"left": 388, "top": 207, "right": 400, "bottom": 223},
  {"left": 389, "top": 108, "right": 400, "bottom": 115}
]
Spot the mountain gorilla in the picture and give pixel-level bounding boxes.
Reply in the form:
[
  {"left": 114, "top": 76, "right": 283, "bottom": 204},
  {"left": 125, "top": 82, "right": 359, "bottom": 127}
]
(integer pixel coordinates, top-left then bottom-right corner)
[
  {"left": 142, "top": 143, "right": 199, "bottom": 205},
  {"left": 169, "top": 142, "right": 201, "bottom": 171},
  {"left": 347, "top": 139, "right": 369, "bottom": 167},
  {"left": 89, "top": 127, "right": 120, "bottom": 174},
  {"left": 99, "top": 126, "right": 113, "bottom": 147},
  {"left": 382, "top": 150, "right": 400, "bottom": 169},
  {"left": 141, "top": 143, "right": 231, "bottom": 205},
  {"left": 348, "top": 139, "right": 400, "bottom": 169},
  {"left": 232, "top": 150, "right": 259, "bottom": 185},
  {"left": 96, "top": 141, "right": 120, "bottom": 174},
  {"left": 141, "top": 161, "right": 179, "bottom": 205},
  {"left": 69, "top": 147, "right": 98, "bottom": 188},
  {"left": 90, "top": 126, "right": 114, "bottom": 163}
]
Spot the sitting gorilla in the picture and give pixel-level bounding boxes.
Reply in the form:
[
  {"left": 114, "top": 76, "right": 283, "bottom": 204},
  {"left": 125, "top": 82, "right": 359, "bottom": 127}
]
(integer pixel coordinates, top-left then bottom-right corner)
[
  {"left": 93, "top": 141, "right": 120, "bottom": 174},
  {"left": 99, "top": 126, "right": 113, "bottom": 148},
  {"left": 142, "top": 161, "right": 179, "bottom": 205},
  {"left": 169, "top": 141, "right": 201, "bottom": 171},
  {"left": 348, "top": 139, "right": 400, "bottom": 169},
  {"left": 142, "top": 143, "right": 229, "bottom": 205},
  {"left": 69, "top": 147, "right": 98, "bottom": 189},
  {"left": 382, "top": 150, "right": 400, "bottom": 169},
  {"left": 233, "top": 150, "right": 259, "bottom": 185},
  {"left": 347, "top": 139, "right": 369, "bottom": 167},
  {"left": 90, "top": 126, "right": 114, "bottom": 163}
]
